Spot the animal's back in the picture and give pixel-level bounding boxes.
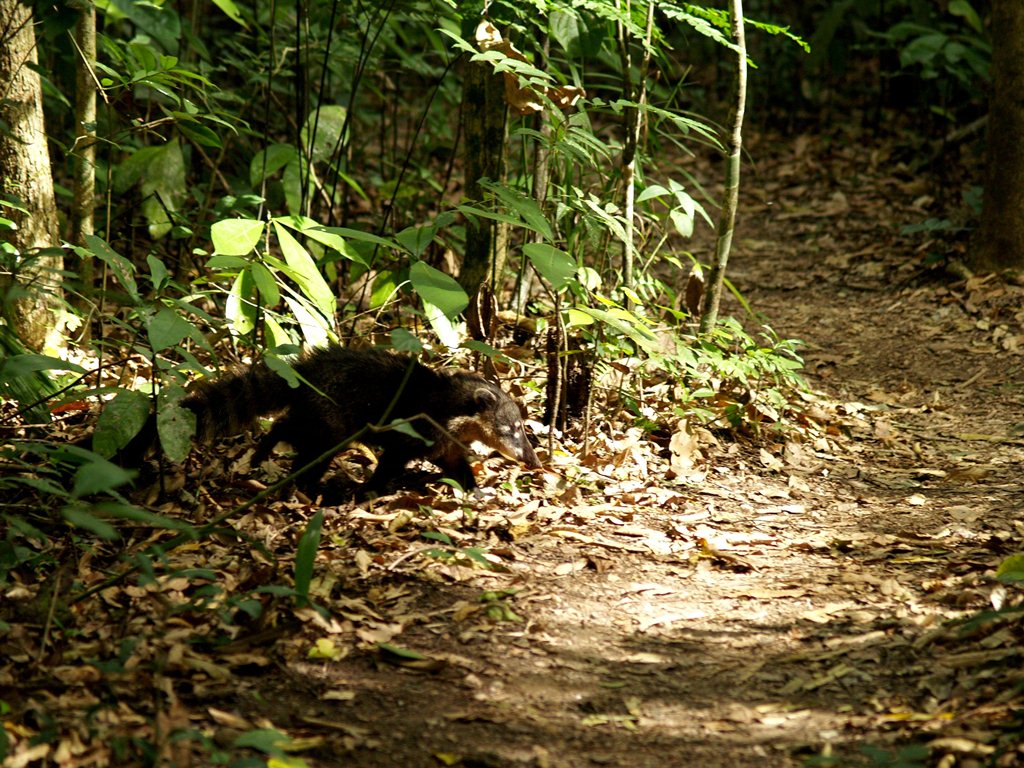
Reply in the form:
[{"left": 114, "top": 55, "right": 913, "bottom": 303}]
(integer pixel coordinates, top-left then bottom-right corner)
[{"left": 184, "top": 345, "right": 540, "bottom": 491}]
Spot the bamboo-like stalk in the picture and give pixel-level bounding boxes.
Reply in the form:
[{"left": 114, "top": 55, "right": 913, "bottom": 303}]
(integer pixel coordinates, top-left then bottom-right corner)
[
  {"left": 71, "top": 0, "right": 97, "bottom": 297},
  {"left": 618, "top": 0, "right": 655, "bottom": 297},
  {"left": 700, "top": 0, "right": 747, "bottom": 333}
]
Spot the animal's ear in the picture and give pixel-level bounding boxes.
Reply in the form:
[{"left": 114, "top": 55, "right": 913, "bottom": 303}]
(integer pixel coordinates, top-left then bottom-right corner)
[{"left": 472, "top": 386, "right": 498, "bottom": 410}]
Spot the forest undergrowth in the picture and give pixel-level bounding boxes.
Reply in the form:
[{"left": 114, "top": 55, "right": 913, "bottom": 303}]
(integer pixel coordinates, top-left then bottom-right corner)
[{"left": 3, "top": 124, "right": 1024, "bottom": 768}]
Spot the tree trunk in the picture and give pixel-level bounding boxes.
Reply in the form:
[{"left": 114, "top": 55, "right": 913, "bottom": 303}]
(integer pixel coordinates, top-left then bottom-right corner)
[
  {"left": 0, "top": 0, "right": 64, "bottom": 351},
  {"left": 973, "top": 0, "right": 1024, "bottom": 272},
  {"left": 458, "top": 58, "right": 508, "bottom": 296}
]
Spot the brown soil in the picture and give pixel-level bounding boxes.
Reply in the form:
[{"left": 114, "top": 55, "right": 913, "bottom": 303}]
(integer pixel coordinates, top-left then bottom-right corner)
[{"left": 5, "top": 129, "right": 1024, "bottom": 768}]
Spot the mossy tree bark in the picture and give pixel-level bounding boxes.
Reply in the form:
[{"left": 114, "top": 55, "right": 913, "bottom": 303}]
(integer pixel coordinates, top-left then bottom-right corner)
[
  {"left": 974, "top": 0, "right": 1024, "bottom": 272},
  {"left": 0, "top": 0, "right": 64, "bottom": 350}
]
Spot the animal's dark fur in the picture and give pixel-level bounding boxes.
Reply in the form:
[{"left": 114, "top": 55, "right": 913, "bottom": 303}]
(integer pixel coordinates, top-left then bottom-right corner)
[{"left": 181, "top": 346, "right": 540, "bottom": 491}]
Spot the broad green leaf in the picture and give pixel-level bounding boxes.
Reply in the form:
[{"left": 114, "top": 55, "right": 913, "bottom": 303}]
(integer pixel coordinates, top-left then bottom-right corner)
[
  {"left": 139, "top": 139, "right": 185, "bottom": 238},
  {"left": 156, "top": 385, "right": 194, "bottom": 464},
  {"left": 226, "top": 268, "right": 257, "bottom": 336},
  {"left": 212, "top": 218, "right": 264, "bottom": 256},
  {"left": 264, "top": 354, "right": 301, "bottom": 388},
  {"left": 949, "top": 0, "right": 983, "bottom": 34},
  {"left": 105, "top": 0, "right": 181, "bottom": 64},
  {"left": 523, "top": 243, "right": 577, "bottom": 291},
  {"left": 250, "top": 144, "right": 297, "bottom": 187},
  {"left": 566, "top": 308, "right": 595, "bottom": 327},
  {"left": 206, "top": 254, "right": 250, "bottom": 270},
  {"left": 284, "top": 295, "right": 332, "bottom": 348},
  {"left": 302, "top": 105, "right": 348, "bottom": 163},
  {"left": 85, "top": 235, "right": 138, "bottom": 301},
  {"left": 146, "top": 306, "right": 194, "bottom": 351},
  {"left": 264, "top": 316, "right": 291, "bottom": 349},
  {"left": 282, "top": 156, "right": 303, "bottom": 215},
  {"left": 370, "top": 269, "right": 402, "bottom": 309},
  {"left": 390, "top": 327, "right": 423, "bottom": 353},
  {"left": 276, "top": 216, "right": 367, "bottom": 266},
  {"left": 409, "top": 261, "right": 468, "bottom": 318},
  {"left": 93, "top": 390, "right": 151, "bottom": 458},
  {"left": 423, "top": 300, "right": 462, "bottom": 350},
  {"left": 636, "top": 184, "right": 671, "bottom": 203},
  {"left": 395, "top": 223, "right": 438, "bottom": 259},
  {"left": 146, "top": 254, "right": 169, "bottom": 291},
  {"left": 72, "top": 459, "right": 136, "bottom": 498},
  {"left": 996, "top": 554, "right": 1024, "bottom": 583},
  {"left": 250, "top": 261, "right": 280, "bottom": 307},
  {"left": 272, "top": 222, "right": 336, "bottom": 318},
  {"left": 210, "top": 0, "right": 245, "bottom": 26}
]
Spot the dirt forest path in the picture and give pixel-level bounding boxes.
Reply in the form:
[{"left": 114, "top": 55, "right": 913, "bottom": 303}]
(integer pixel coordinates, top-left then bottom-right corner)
[{"left": 217, "top": 131, "right": 1024, "bottom": 768}]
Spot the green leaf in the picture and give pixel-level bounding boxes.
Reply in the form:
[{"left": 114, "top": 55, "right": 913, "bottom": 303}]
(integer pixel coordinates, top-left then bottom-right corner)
[
  {"left": 479, "top": 181, "right": 554, "bottom": 241},
  {"left": 105, "top": 0, "right": 180, "bottom": 57},
  {"left": 250, "top": 144, "right": 297, "bottom": 187},
  {"left": 212, "top": 218, "right": 264, "bottom": 256},
  {"left": 206, "top": 254, "right": 250, "bottom": 270},
  {"left": 146, "top": 306, "right": 194, "bottom": 351},
  {"left": 369, "top": 269, "right": 402, "bottom": 309},
  {"left": 302, "top": 105, "right": 348, "bottom": 163},
  {"left": 72, "top": 458, "right": 136, "bottom": 498},
  {"left": 93, "top": 390, "right": 151, "bottom": 459},
  {"left": 233, "top": 729, "right": 291, "bottom": 754},
  {"left": 395, "top": 223, "right": 438, "bottom": 259},
  {"left": 62, "top": 505, "right": 119, "bottom": 539},
  {"left": 146, "top": 254, "right": 169, "bottom": 291},
  {"left": 85, "top": 235, "right": 138, "bottom": 301},
  {"left": 523, "top": 243, "right": 577, "bottom": 291},
  {"left": 250, "top": 261, "right": 280, "bottom": 307},
  {"left": 276, "top": 217, "right": 367, "bottom": 266},
  {"left": 996, "top": 554, "right": 1024, "bottom": 583},
  {"left": 156, "top": 385, "right": 194, "bottom": 463},
  {"left": 283, "top": 295, "right": 333, "bottom": 348},
  {"left": 390, "top": 328, "right": 423, "bottom": 353},
  {"left": 140, "top": 139, "right": 186, "bottom": 238},
  {"left": 409, "top": 261, "right": 467, "bottom": 318},
  {"left": 273, "top": 222, "right": 336, "bottom": 318},
  {"left": 0, "top": 354, "right": 86, "bottom": 377},
  {"left": 376, "top": 642, "right": 427, "bottom": 660},
  {"left": 294, "top": 510, "right": 323, "bottom": 604},
  {"left": 421, "top": 531, "right": 452, "bottom": 545},
  {"left": 949, "top": 0, "right": 983, "bottom": 34},
  {"left": 210, "top": 0, "right": 246, "bottom": 26},
  {"left": 317, "top": 226, "right": 400, "bottom": 251},
  {"left": 573, "top": 305, "right": 659, "bottom": 353},
  {"left": 225, "top": 268, "right": 257, "bottom": 336},
  {"left": 423, "top": 300, "right": 462, "bottom": 350},
  {"left": 176, "top": 119, "right": 221, "bottom": 148}
]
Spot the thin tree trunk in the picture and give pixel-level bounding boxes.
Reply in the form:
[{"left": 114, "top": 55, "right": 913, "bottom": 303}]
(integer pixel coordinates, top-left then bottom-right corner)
[
  {"left": 618, "top": 0, "right": 655, "bottom": 298},
  {"left": 459, "top": 57, "right": 508, "bottom": 296},
  {"left": 0, "top": 0, "right": 63, "bottom": 351},
  {"left": 71, "top": 0, "right": 98, "bottom": 296},
  {"left": 700, "top": 0, "right": 747, "bottom": 333},
  {"left": 973, "top": 0, "right": 1024, "bottom": 272}
]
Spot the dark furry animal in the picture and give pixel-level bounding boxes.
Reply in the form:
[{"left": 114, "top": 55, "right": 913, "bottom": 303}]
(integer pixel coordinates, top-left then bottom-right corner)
[{"left": 181, "top": 346, "right": 541, "bottom": 492}]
